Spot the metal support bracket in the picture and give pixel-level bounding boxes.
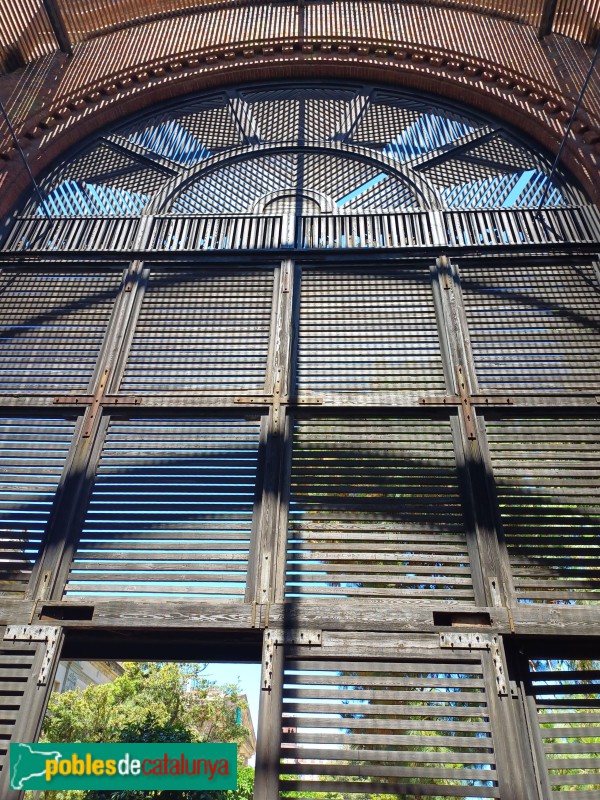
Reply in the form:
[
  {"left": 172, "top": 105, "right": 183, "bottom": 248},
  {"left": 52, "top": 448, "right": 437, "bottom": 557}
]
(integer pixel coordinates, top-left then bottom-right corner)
[
  {"left": 4, "top": 625, "right": 61, "bottom": 685},
  {"left": 273, "top": 370, "right": 282, "bottom": 428},
  {"left": 456, "top": 366, "right": 476, "bottom": 440},
  {"left": 54, "top": 396, "right": 140, "bottom": 406},
  {"left": 234, "top": 396, "right": 323, "bottom": 406},
  {"left": 440, "top": 631, "right": 508, "bottom": 696},
  {"left": 84, "top": 367, "right": 110, "bottom": 438},
  {"left": 419, "top": 371, "right": 513, "bottom": 442},
  {"left": 281, "top": 260, "right": 291, "bottom": 293},
  {"left": 261, "top": 628, "right": 322, "bottom": 691},
  {"left": 54, "top": 363, "right": 141, "bottom": 435}
]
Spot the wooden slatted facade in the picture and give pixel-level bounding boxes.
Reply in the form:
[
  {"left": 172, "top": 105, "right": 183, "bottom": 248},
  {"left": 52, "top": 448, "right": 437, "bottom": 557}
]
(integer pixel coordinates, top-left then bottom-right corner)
[{"left": 0, "top": 79, "right": 599, "bottom": 800}]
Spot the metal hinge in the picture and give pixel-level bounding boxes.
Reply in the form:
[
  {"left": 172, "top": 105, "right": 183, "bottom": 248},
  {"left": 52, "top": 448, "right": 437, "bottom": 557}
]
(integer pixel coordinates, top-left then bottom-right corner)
[
  {"left": 4, "top": 625, "right": 61, "bottom": 685},
  {"left": 440, "top": 631, "right": 508, "bottom": 696},
  {"left": 261, "top": 628, "right": 322, "bottom": 691}
]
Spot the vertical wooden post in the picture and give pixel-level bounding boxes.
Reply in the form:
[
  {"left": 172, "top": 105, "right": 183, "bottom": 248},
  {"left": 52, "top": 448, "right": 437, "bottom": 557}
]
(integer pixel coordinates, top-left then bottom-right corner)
[
  {"left": 253, "top": 630, "right": 284, "bottom": 800},
  {"left": 0, "top": 627, "right": 64, "bottom": 800},
  {"left": 483, "top": 640, "right": 541, "bottom": 800}
]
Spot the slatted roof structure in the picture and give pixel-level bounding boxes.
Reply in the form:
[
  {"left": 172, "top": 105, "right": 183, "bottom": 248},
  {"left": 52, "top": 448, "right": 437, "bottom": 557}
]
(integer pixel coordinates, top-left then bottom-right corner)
[
  {"left": 1, "top": 0, "right": 600, "bottom": 73},
  {"left": 0, "top": 3, "right": 600, "bottom": 799}
]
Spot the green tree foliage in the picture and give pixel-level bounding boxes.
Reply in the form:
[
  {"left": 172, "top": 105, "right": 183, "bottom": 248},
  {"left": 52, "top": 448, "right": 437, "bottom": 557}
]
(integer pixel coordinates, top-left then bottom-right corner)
[{"left": 28, "top": 662, "right": 255, "bottom": 800}]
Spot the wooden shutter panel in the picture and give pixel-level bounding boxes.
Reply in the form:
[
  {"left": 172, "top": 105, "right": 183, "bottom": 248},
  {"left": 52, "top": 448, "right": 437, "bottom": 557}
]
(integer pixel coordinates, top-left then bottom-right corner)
[
  {"left": 459, "top": 263, "right": 600, "bottom": 393},
  {"left": 0, "top": 270, "right": 122, "bottom": 393},
  {"left": 298, "top": 269, "right": 446, "bottom": 395},
  {"left": 0, "top": 628, "right": 62, "bottom": 800},
  {"left": 286, "top": 417, "right": 476, "bottom": 601},
  {"left": 0, "top": 418, "right": 76, "bottom": 595},
  {"left": 121, "top": 269, "right": 274, "bottom": 394},
  {"left": 280, "top": 648, "right": 500, "bottom": 798},
  {"left": 525, "top": 657, "right": 600, "bottom": 800},
  {"left": 485, "top": 417, "right": 600, "bottom": 604},
  {"left": 64, "top": 417, "right": 262, "bottom": 599}
]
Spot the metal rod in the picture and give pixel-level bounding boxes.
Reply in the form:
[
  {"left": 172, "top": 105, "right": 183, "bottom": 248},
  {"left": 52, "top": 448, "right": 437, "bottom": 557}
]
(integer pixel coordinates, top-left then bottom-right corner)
[
  {"left": 537, "top": 37, "right": 600, "bottom": 211},
  {"left": 0, "top": 97, "right": 51, "bottom": 221}
]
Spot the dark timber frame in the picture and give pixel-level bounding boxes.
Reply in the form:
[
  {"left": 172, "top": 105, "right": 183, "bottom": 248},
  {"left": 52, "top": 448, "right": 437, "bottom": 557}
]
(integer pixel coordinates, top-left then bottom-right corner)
[{"left": 0, "top": 86, "right": 600, "bottom": 800}]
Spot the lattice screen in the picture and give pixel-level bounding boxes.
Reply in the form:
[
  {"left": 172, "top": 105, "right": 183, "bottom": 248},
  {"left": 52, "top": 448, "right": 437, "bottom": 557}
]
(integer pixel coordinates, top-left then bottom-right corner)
[{"left": 22, "top": 85, "right": 581, "bottom": 218}]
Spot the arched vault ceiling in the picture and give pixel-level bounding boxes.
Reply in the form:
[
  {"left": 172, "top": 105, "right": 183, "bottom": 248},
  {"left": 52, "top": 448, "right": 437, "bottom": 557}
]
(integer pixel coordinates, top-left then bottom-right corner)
[{"left": 0, "top": 1, "right": 599, "bottom": 215}]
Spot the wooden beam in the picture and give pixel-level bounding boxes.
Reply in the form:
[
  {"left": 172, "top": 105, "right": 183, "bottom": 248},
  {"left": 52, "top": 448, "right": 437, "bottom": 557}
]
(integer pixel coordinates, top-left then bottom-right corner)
[
  {"left": 538, "top": 0, "right": 559, "bottom": 38},
  {"left": 42, "top": 0, "right": 72, "bottom": 55}
]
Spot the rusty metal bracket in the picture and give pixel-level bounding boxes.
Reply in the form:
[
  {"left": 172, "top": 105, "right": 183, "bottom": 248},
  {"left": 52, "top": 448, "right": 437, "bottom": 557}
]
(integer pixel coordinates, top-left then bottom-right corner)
[
  {"left": 261, "top": 628, "right": 322, "bottom": 691},
  {"left": 281, "top": 260, "right": 291, "bottom": 293},
  {"left": 234, "top": 395, "right": 323, "bottom": 406},
  {"left": 419, "top": 395, "right": 457, "bottom": 406},
  {"left": 419, "top": 367, "right": 513, "bottom": 440},
  {"left": 54, "top": 396, "right": 140, "bottom": 406},
  {"left": 54, "top": 395, "right": 92, "bottom": 406},
  {"left": 234, "top": 396, "right": 273, "bottom": 405},
  {"left": 54, "top": 366, "right": 140, "bottom": 431},
  {"left": 273, "top": 369, "right": 282, "bottom": 428},
  {"left": 56, "top": 369, "right": 142, "bottom": 437},
  {"left": 440, "top": 631, "right": 508, "bottom": 696},
  {"left": 4, "top": 624, "right": 61, "bottom": 685},
  {"left": 125, "top": 260, "right": 143, "bottom": 292},
  {"left": 82, "top": 368, "right": 110, "bottom": 438},
  {"left": 456, "top": 366, "right": 477, "bottom": 440},
  {"left": 471, "top": 396, "right": 513, "bottom": 405}
]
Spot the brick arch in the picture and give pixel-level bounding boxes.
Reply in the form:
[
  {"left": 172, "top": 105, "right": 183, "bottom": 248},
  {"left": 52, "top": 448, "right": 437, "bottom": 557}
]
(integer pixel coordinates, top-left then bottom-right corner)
[{"left": 1, "top": 38, "right": 599, "bottom": 218}]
